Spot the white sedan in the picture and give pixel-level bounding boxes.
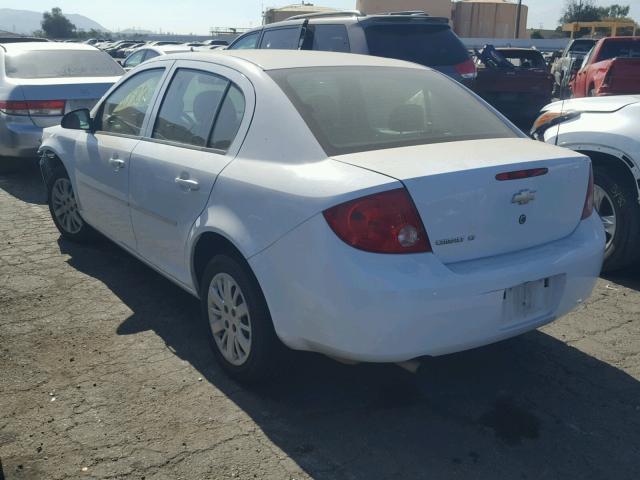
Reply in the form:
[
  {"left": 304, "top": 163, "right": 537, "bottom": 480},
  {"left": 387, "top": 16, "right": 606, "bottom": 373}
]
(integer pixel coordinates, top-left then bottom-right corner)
[{"left": 39, "top": 51, "right": 604, "bottom": 382}]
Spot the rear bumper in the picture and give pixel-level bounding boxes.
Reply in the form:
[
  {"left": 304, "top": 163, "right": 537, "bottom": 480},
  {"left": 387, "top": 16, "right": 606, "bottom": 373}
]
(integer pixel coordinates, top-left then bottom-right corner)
[
  {"left": 0, "top": 114, "right": 42, "bottom": 158},
  {"left": 249, "top": 213, "right": 605, "bottom": 362}
]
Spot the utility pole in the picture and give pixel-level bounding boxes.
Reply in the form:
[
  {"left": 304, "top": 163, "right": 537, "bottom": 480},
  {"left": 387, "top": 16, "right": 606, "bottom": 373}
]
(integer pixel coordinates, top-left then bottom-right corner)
[{"left": 515, "top": 0, "right": 522, "bottom": 39}]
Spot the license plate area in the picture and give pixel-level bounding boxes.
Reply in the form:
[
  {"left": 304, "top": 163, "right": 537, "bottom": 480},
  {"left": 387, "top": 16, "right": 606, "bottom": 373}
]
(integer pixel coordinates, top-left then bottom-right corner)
[{"left": 502, "top": 276, "right": 559, "bottom": 325}]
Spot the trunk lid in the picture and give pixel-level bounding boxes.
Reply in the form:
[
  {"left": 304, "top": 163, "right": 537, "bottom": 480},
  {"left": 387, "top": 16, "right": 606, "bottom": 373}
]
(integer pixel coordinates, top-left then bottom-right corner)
[
  {"left": 16, "top": 77, "right": 119, "bottom": 128},
  {"left": 333, "top": 138, "right": 590, "bottom": 264}
]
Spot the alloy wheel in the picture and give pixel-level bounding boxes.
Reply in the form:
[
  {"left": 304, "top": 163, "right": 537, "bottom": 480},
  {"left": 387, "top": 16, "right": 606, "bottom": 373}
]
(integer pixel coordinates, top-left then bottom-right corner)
[
  {"left": 594, "top": 184, "right": 616, "bottom": 250},
  {"left": 207, "top": 272, "right": 252, "bottom": 366},
  {"left": 51, "top": 178, "right": 83, "bottom": 234}
]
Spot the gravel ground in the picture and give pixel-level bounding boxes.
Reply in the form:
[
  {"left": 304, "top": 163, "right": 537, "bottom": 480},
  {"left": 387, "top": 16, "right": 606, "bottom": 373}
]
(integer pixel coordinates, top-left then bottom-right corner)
[{"left": 1, "top": 165, "right": 640, "bottom": 480}]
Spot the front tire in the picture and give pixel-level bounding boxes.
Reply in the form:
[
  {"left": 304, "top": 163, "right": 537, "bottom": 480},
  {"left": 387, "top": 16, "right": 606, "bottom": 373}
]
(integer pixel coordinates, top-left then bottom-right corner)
[
  {"left": 46, "top": 166, "right": 95, "bottom": 243},
  {"left": 200, "top": 254, "right": 281, "bottom": 382},
  {"left": 594, "top": 167, "right": 640, "bottom": 271}
]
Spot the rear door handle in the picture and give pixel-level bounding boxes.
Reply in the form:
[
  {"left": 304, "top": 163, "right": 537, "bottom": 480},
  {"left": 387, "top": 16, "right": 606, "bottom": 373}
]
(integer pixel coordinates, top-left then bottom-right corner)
[
  {"left": 108, "top": 157, "right": 125, "bottom": 170},
  {"left": 175, "top": 177, "right": 200, "bottom": 191}
]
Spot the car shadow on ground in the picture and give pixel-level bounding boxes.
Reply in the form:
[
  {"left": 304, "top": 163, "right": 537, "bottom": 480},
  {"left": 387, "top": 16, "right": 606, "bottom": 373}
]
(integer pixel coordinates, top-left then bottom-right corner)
[
  {"left": 0, "top": 162, "right": 47, "bottom": 205},
  {"left": 57, "top": 237, "right": 640, "bottom": 479},
  {"left": 603, "top": 267, "right": 640, "bottom": 292}
]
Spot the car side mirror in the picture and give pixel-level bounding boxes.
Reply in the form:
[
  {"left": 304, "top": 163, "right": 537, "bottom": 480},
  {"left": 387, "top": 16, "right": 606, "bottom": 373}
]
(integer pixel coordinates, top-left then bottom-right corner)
[{"left": 61, "top": 108, "right": 93, "bottom": 132}]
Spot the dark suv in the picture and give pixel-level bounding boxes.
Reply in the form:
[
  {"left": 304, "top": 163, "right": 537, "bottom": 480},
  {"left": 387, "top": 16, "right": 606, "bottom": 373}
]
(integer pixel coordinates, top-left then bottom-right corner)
[{"left": 228, "top": 11, "right": 476, "bottom": 84}]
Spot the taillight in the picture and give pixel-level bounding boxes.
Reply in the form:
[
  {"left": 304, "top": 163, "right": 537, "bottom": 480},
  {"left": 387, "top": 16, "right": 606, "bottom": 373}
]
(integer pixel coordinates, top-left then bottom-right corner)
[
  {"left": 323, "top": 188, "right": 432, "bottom": 254},
  {"left": 454, "top": 58, "right": 477, "bottom": 80},
  {"left": 581, "top": 165, "right": 594, "bottom": 220},
  {"left": 0, "top": 100, "right": 65, "bottom": 116}
]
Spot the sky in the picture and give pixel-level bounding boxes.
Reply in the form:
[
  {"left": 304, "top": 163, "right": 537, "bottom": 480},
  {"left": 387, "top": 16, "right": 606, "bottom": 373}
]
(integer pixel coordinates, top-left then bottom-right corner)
[{"left": 2, "top": 0, "right": 639, "bottom": 34}]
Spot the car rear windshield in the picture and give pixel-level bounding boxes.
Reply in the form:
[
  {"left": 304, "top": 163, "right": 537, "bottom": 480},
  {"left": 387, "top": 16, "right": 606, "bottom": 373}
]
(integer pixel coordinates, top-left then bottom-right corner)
[
  {"left": 498, "top": 50, "right": 546, "bottom": 69},
  {"left": 4, "top": 50, "right": 124, "bottom": 79},
  {"left": 363, "top": 24, "right": 468, "bottom": 67},
  {"left": 599, "top": 39, "right": 640, "bottom": 61},
  {"left": 270, "top": 66, "right": 518, "bottom": 156}
]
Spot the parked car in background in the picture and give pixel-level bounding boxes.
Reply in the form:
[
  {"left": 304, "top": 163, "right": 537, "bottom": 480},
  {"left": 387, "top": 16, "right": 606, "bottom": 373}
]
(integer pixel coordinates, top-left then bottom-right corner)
[
  {"left": 147, "top": 41, "right": 182, "bottom": 47},
  {"left": 532, "top": 95, "right": 640, "bottom": 270},
  {"left": 105, "top": 41, "right": 142, "bottom": 58},
  {"left": 0, "top": 36, "right": 49, "bottom": 44},
  {"left": 122, "top": 45, "right": 194, "bottom": 71},
  {"left": 39, "top": 50, "right": 603, "bottom": 381},
  {"left": 551, "top": 38, "right": 597, "bottom": 97},
  {"left": 473, "top": 46, "right": 553, "bottom": 126},
  {"left": 203, "top": 39, "right": 229, "bottom": 47},
  {"left": 228, "top": 10, "right": 476, "bottom": 84},
  {"left": 570, "top": 37, "right": 640, "bottom": 98},
  {"left": 0, "top": 42, "right": 123, "bottom": 163},
  {"left": 120, "top": 43, "right": 147, "bottom": 58}
]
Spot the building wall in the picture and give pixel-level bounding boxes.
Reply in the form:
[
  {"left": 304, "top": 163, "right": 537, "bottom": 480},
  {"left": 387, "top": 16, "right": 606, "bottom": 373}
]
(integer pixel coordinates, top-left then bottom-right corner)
[
  {"left": 356, "top": 0, "right": 452, "bottom": 19},
  {"left": 453, "top": 2, "right": 528, "bottom": 38},
  {"left": 264, "top": 6, "right": 336, "bottom": 24}
]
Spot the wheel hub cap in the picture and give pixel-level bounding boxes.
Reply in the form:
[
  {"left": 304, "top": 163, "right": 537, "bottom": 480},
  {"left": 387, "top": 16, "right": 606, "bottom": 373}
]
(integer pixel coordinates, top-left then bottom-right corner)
[
  {"left": 593, "top": 184, "right": 616, "bottom": 250},
  {"left": 51, "top": 178, "right": 83, "bottom": 234},
  {"left": 207, "top": 272, "right": 252, "bottom": 366}
]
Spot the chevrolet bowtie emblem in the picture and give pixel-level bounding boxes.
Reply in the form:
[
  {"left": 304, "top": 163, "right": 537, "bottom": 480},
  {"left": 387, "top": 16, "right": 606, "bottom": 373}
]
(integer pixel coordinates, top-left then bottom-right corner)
[{"left": 512, "top": 189, "right": 536, "bottom": 205}]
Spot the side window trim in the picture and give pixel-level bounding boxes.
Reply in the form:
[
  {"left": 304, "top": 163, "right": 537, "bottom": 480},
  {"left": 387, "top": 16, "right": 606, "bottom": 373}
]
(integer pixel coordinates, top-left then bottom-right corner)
[
  {"left": 138, "top": 59, "right": 254, "bottom": 157},
  {"left": 93, "top": 66, "right": 170, "bottom": 139},
  {"left": 149, "top": 67, "right": 230, "bottom": 149}
]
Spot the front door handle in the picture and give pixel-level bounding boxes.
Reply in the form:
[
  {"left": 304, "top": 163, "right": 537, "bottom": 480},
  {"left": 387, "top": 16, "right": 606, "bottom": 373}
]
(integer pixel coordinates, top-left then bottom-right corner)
[
  {"left": 108, "top": 157, "right": 125, "bottom": 170},
  {"left": 175, "top": 177, "right": 200, "bottom": 191}
]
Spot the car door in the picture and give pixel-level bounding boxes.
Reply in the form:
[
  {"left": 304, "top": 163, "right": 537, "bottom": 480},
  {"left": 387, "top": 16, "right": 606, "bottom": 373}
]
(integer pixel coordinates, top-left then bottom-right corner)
[
  {"left": 128, "top": 61, "right": 254, "bottom": 286},
  {"left": 74, "top": 65, "right": 169, "bottom": 248}
]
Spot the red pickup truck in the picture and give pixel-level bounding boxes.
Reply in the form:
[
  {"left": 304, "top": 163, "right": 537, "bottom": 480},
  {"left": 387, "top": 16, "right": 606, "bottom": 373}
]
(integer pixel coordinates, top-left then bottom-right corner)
[{"left": 571, "top": 36, "right": 640, "bottom": 97}]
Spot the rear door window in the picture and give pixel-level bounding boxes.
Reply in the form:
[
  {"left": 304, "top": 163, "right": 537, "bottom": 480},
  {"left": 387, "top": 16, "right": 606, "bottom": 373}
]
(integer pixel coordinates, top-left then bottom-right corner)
[
  {"left": 209, "top": 84, "right": 245, "bottom": 152},
  {"left": 229, "top": 31, "right": 260, "bottom": 50},
  {"left": 98, "top": 68, "right": 164, "bottom": 136},
  {"left": 363, "top": 24, "right": 468, "bottom": 67},
  {"left": 308, "top": 24, "right": 350, "bottom": 53},
  {"left": 152, "top": 69, "right": 228, "bottom": 147},
  {"left": 260, "top": 27, "right": 300, "bottom": 49}
]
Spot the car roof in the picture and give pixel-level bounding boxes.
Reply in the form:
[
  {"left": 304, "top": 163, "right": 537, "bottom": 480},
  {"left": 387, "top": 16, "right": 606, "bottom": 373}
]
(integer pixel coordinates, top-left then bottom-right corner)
[
  {"left": 0, "top": 41, "right": 99, "bottom": 53},
  {"left": 158, "top": 49, "right": 428, "bottom": 71}
]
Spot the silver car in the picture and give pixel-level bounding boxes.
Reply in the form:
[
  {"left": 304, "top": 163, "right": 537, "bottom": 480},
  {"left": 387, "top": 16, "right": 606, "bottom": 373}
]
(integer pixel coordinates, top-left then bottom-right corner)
[{"left": 0, "top": 42, "right": 123, "bottom": 161}]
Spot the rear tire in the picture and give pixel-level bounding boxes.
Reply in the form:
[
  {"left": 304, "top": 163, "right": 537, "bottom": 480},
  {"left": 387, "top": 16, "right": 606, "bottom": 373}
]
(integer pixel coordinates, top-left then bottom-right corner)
[
  {"left": 46, "top": 166, "right": 96, "bottom": 243},
  {"left": 593, "top": 167, "right": 640, "bottom": 272},
  {"left": 200, "top": 254, "right": 282, "bottom": 383}
]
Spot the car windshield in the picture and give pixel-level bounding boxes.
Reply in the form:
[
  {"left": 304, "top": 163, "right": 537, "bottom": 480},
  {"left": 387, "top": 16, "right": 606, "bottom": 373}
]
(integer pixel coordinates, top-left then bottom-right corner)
[
  {"left": 363, "top": 24, "right": 468, "bottom": 67},
  {"left": 270, "top": 66, "right": 518, "bottom": 156},
  {"left": 4, "top": 50, "right": 124, "bottom": 79},
  {"left": 599, "top": 39, "right": 640, "bottom": 61},
  {"left": 570, "top": 40, "right": 596, "bottom": 54}
]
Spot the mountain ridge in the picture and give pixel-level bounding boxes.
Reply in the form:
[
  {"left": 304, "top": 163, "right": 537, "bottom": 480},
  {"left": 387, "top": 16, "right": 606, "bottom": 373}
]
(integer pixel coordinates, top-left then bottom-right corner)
[{"left": 0, "top": 8, "right": 108, "bottom": 35}]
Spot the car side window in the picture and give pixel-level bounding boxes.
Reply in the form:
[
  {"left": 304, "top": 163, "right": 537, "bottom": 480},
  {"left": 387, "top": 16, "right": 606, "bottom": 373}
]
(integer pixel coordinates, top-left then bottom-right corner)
[
  {"left": 309, "top": 24, "right": 350, "bottom": 53},
  {"left": 144, "top": 50, "right": 160, "bottom": 60},
  {"left": 124, "top": 50, "right": 145, "bottom": 68},
  {"left": 229, "top": 31, "right": 260, "bottom": 50},
  {"left": 260, "top": 28, "right": 300, "bottom": 50},
  {"left": 209, "top": 84, "right": 245, "bottom": 152},
  {"left": 98, "top": 68, "right": 164, "bottom": 136},
  {"left": 152, "top": 69, "right": 228, "bottom": 147}
]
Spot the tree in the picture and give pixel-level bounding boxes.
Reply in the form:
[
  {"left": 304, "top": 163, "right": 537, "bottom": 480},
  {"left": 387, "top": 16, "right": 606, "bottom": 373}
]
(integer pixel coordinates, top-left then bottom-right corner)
[
  {"left": 531, "top": 30, "right": 544, "bottom": 39},
  {"left": 602, "top": 4, "right": 631, "bottom": 18},
  {"left": 41, "top": 7, "right": 76, "bottom": 39},
  {"left": 560, "top": 0, "right": 606, "bottom": 23}
]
